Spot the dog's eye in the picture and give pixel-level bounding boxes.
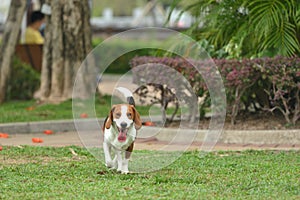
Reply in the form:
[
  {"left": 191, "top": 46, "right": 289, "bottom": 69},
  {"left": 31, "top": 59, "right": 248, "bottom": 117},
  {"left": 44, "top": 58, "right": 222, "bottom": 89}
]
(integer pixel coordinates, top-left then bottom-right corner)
[
  {"left": 127, "top": 113, "right": 132, "bottom": 118},
  {"left": 115, "top": 113, "right": 121, "bottom": 117}
]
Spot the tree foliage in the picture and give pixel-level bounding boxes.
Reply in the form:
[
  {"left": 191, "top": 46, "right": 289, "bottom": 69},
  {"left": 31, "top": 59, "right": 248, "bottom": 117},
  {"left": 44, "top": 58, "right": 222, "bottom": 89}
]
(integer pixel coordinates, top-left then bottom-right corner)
[{"left": 168, "top": 0, "right": 300, "bottom": 57}]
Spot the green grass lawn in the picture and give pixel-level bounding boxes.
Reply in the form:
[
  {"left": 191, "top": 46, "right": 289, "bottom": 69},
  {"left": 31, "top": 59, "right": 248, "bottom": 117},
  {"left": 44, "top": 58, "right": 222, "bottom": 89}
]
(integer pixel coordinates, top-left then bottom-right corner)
[
  {"left": 0, "top": 95, "right": 154, "bottom": 123},
  {"left": 0, "top": 146, "right": 299, "bottom": 199}
]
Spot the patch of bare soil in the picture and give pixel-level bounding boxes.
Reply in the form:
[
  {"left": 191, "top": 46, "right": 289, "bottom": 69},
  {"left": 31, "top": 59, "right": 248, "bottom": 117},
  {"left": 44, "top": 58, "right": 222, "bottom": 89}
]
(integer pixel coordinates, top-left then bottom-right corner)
[{"left": 167, "top": 113, "right": 300, "bottom": 130}]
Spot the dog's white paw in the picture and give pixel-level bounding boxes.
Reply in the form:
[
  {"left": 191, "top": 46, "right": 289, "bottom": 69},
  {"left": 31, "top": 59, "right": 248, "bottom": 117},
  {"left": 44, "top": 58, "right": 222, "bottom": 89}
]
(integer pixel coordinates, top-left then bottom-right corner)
[
  {"left": 116, "top": 168, "right": 129, "bottom": 174},
  {"left": 106, "top": 161, "right": 116, "bottom": 169},
  {"left": 121, "top": 170, "right": 129, "bottom": 174}
]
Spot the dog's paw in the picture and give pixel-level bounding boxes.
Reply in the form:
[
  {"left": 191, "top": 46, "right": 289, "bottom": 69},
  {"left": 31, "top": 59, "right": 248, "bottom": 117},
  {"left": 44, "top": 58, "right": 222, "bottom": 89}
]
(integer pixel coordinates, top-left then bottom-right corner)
[
  {"left": 121, "top": 170, "right": 129, "bottom": 175},
  {"left": 116, "top": 168, "right": 129, "bottom": 174},
  {"left": 116, "top": 167, "right": 122, "bottom": 172},
  {"left": 106, "top": 161, "right": 116, "bottom": 169}
]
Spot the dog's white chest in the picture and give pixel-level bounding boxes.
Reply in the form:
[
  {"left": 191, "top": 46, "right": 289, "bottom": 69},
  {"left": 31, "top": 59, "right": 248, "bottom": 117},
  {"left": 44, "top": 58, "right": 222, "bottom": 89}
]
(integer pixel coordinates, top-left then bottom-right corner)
[{"left": 104, "top": 126, "right": 136, "bottom": 150}]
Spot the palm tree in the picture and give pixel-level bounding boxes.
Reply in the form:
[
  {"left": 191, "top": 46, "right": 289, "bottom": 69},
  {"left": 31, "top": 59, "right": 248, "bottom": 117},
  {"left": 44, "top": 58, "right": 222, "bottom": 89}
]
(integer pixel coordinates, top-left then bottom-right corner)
[{"left": 168, "top": 0, "right": 300, "bottom": 57}]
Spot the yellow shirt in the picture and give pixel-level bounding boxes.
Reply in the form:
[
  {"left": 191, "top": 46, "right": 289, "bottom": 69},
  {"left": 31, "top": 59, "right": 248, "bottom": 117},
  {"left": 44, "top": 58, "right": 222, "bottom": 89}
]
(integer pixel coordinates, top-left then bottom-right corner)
[{"left": 24, "top": 27, "right": 44, "bottom": 44}]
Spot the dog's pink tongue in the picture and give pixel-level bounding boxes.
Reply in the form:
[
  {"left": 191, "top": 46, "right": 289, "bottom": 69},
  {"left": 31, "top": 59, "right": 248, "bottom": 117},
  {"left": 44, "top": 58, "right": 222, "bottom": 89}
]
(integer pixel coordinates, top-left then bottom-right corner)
[{"left": 118, "top": 131, "right": 127, "bottom": 142}]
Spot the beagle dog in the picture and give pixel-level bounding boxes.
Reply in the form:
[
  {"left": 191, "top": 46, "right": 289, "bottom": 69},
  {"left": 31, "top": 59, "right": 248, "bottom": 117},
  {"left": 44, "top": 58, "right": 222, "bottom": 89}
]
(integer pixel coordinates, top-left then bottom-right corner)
[{"left": 102, "top": 88, "right": 142, "bottom": 174}]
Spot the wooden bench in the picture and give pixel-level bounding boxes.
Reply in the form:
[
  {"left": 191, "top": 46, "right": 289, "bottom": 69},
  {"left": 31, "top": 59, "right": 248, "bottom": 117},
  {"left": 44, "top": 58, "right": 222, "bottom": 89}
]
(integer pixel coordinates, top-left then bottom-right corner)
[{"left": 15, "top": 44, "right": 43, "bottom": 72}]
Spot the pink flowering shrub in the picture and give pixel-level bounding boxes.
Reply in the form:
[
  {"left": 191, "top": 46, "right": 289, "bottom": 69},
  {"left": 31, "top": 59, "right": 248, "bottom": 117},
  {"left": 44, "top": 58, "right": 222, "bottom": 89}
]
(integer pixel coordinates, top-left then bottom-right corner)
[{"left": 130, "top": 56, "right": 300, "bottom": 125}]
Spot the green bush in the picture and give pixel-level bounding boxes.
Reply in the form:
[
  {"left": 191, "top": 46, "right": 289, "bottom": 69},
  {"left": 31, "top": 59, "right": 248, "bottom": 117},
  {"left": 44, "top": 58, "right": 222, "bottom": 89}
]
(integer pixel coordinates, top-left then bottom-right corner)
[{"left": 6, "top": 57, "right": 40, "bottom": 100}]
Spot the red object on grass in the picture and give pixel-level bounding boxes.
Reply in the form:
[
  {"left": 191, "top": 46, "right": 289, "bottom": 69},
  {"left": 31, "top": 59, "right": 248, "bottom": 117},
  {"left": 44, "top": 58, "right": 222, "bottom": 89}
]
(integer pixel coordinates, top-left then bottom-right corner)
[
  {"left": 0, "top": 133, "right": 9, "bottom": 138},
  {"left": 143, "top": 121, "right": 155, "bottom": 126},
  {"left": 43, "top": 130, "right": 53, "bottom": 135},
  {"left": 80, "top": 113, "right": 88, "bottom": 118},
  {"left": 26, "top": 106, "right": 35, "bottom": 111},
  {"left": 0, "top": 146, "right": 3, "bottom": 151},
  {"left": 32, "top": 138, "right": 43, "bottom": 143}
]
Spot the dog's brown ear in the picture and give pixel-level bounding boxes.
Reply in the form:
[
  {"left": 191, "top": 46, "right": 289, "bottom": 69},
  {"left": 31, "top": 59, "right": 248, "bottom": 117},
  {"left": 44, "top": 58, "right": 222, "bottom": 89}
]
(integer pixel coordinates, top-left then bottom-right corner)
[
  {"left": 132, "top": 106, "right": 142, "bottom": 130},
  {"left": 102, "top": 117, "right": 109, "bottom": 132},
  {"left": 104, "top": 106, "right": 115, "bottom": 130}
]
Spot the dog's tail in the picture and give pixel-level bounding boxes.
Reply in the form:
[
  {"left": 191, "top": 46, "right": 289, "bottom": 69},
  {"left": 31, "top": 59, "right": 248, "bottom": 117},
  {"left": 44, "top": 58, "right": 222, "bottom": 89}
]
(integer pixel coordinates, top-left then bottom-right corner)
[{"left": 116, "top": 87, "right": 135, "bottom": 106}]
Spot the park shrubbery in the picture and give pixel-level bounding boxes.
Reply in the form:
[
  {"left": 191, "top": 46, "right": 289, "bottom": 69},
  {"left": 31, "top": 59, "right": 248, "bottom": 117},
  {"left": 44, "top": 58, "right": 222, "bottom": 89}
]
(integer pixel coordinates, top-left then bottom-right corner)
[
  {"left": 6, "top": 57, "right": 40, "bottom": 100},
  {"left": 130, "top": 56, "right": 300, "bottom": 125}
]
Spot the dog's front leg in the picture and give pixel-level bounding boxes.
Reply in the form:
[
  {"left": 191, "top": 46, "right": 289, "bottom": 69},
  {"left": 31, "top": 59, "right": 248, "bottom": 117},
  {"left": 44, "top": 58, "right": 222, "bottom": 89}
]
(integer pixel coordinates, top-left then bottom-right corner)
[
  {"left": 103, "top": 141, "right": 116, "bottom": 169},
  {"left": 115, "top": 150, "right": 129, "bottom": 174},
  {"left": 121, "top": 159, "right": 129, "bottom": 174},
  {"left": 115, "top": 150, "right": 123, "bottom": 172}
]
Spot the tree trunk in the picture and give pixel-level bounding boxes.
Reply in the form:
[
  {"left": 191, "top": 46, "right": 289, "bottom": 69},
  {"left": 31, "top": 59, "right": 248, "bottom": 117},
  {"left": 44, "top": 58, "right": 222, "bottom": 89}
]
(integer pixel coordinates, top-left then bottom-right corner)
[
  {"left": 0, "top": 0, "right": 27, "bottom": 103},
  {"left": 37, "top": 0, "right": 95, "bottom": 103},
  {"left": 38, "top": 0, "right": 52, "bottom": 100}
]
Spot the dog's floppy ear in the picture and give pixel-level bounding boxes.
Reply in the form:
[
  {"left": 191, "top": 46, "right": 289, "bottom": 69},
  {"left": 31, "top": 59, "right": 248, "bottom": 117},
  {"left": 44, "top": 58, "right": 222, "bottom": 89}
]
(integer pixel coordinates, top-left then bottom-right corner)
[
  {"left": 104, "top": 106, "right": 115, "bottom": 130},
  {"left": 131, "top": 105, "right": 142, "bottom": 130}
]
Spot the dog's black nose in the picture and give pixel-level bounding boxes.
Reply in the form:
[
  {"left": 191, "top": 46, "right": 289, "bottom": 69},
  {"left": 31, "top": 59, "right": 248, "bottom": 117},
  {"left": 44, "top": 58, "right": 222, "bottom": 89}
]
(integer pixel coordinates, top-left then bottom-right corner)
[{"left": 120, "top": 122, "right": 127, "bottom": 128}]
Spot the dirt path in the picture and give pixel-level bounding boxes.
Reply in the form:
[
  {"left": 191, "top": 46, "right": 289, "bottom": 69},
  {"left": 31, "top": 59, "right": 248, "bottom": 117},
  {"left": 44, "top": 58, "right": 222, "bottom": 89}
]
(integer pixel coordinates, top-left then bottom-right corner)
[{"left": 1, "top": 131, "right": 299, "bottom": 151}]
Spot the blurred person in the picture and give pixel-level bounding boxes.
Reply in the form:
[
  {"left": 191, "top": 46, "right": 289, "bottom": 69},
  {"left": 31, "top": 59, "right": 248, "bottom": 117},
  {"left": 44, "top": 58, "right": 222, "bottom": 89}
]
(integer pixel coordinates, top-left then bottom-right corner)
[{"left": 24, "top": 11, "right": 45, "bottom": 44}]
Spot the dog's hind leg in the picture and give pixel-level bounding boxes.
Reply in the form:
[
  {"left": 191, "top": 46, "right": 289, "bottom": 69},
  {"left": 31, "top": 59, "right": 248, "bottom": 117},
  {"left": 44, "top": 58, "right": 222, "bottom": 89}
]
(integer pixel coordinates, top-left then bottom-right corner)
[{"left": 125, "top": 143, "right": 134, "bottom": 159}]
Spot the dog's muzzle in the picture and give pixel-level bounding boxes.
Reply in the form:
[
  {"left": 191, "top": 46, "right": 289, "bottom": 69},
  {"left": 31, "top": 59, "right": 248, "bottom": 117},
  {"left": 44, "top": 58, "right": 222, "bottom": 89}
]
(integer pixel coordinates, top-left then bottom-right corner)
[{"left": 117, "top": 122, "right": 128, "bottom": 142}]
